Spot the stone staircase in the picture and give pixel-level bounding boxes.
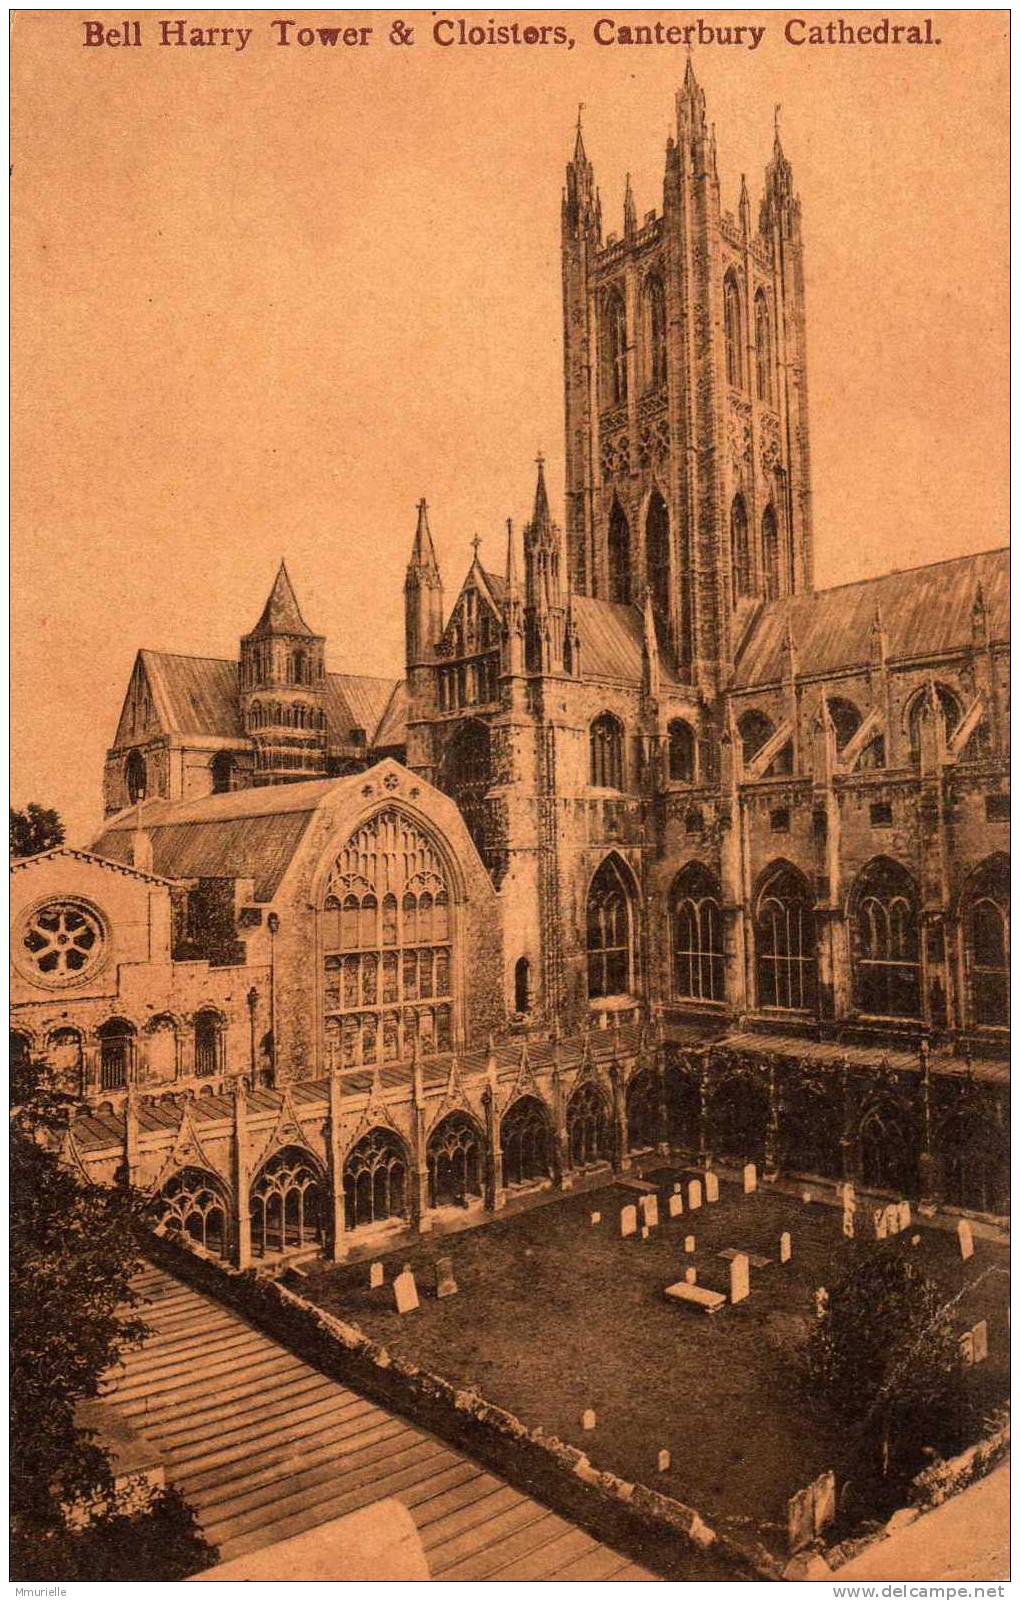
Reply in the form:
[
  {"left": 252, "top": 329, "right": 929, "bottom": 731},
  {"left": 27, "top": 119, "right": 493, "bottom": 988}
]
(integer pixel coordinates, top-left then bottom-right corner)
[{"left": 105, "top": 1265, "right": 657, "bottom": 1580}]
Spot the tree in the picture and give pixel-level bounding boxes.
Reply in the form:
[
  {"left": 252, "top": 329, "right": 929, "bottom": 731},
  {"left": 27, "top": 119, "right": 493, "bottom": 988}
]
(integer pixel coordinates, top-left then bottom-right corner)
[
  {"left": 807, "top": 1250, "right": 964, "bottom": 1495},
  {"left": 10, "top": 802, "right": 65, "bottom": 859},
  {"left": 10, "top": 1059, "right": 215, "bottom": 1579}
]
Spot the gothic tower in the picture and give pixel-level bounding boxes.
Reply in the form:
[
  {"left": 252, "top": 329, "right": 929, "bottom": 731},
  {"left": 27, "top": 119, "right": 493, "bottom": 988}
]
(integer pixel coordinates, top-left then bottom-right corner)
[
  {"left": 239, "top": 563, "right": 327, "bottom": 785},
  {"left": 562, "top": 63, "right": 813, "bottom": 694}
]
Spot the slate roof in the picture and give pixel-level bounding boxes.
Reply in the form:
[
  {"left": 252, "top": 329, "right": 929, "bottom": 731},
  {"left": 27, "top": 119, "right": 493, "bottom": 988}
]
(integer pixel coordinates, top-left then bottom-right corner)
[
  {"left": 372, "top": 679, "right": 408, "bottom": 750},
  {"left": 733, "top": 547, "right": 1009, "bottom": 689},
  {"left": 570, "top": 596, "right": 681, "bottom": 687},
  {"left": 244, "top": 561, "right": 319, "bottom": 639}
]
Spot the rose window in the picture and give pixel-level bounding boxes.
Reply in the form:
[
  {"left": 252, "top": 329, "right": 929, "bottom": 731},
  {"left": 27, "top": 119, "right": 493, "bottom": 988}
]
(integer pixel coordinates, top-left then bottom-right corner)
[{"left": 22, "top": 901, "right": 104, "bottom": 983}]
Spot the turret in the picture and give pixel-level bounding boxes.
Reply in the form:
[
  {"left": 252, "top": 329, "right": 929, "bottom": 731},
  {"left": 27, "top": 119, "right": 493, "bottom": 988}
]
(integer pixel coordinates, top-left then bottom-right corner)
[
  {"left": 501, "top": 517, "right": 525, "bottom": 678},
  {"left": 240, "top": 562, "right": 327, "bottom": 785},
  {"left": 404, "top": 498, "right": 444, "bottom": 669},
  {"left": 623, "top": 172, "right": 637, "bottom": 237},
  {"left": 524, "top": 457, "right": 567, "bottom": 674}
]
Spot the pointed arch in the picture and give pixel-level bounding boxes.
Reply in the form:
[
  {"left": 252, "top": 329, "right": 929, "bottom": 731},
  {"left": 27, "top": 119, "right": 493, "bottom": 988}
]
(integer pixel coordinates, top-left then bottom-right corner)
[
  {"left": 761, "top": 504, "right": 781, "bottom": 601},
  {"left": 343, "top": 1125, "right": 409, "bottom": 1229},
  {"left": 586, "top": 852, "right": 638, "bottom": 999},
  {"left": 427, "top": 1110, "right": 484, "bottom": 1208},
  {"left": 737, "top": 707, "right": 774, "bottom": 766},
  {"left": 439, "top": 717, "right": 492, "bottom": 863},
  {"left": 153, "top": 1166, "right": 231, "bottom": 1258},
  {"left": 670, "top": 861, "right": 725, "bottom": 1002},
  {"left": 250, "top": 1144, "right": 325, "bottom": 1257},
  {"left": 709, "top": 1069, "right": 769, "bottom": 1164},
  {"left": 643, "top": 272, "right": 667, "bottom": 391},
  {"left": 589, "top": 712, "right": 624, "bottom": 790},
  {"left": 608, "top": 499, "right": 631, "bottom": 604},
  {"left": 962, "top": 854, "right": 1009, "bottom": 1027},
  {"left": 858, "top": 1097, "right": 919, "bottom": 1197},
  {"left": 848, "top": 857, "right": 921, "bottom": 1019},
  {"left": 625, "top": 1068, "right": 661, "bottom": 1152},
  {"left": 566, "top": 1079, "right": 612, "bottom": 1168},
  {"left": 754, "top": 861, "right": 817, "bottom": 1011},
  {"left": 723, "top": 270, "right": 744, "bottom": 389},
  {"left": 906, "top": 682, "right": 962, "bottom": 765},
  {"left": 827, "top": 697, "right": 862, "bottom": 752},
  {"left": 645, "top": 488, "right": 671, "bottom": 623},
  {"left": 603, "top": 286, "right": 628, "bottom": 406},
  {"left": 125, "top": 749, "right": 147, "bottom": 804},
  {"left": 754, "top": 289, "right": 773, "bottom": 404},
  {"left": 667, "top": 719, "right": 696, "bottom": 783},
  {"left": 731, "top": 494, "right": 751, "bottom": 602},
  {"left": 500, "top": 1094, "right": 552, "bottom": 1187}
]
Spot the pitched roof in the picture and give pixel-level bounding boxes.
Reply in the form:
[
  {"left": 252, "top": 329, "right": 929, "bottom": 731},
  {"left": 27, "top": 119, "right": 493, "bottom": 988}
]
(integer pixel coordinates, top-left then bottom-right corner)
[
  {"left": 245, "top": 561, "right": 319, "bottom": 640},
  {"left": 570, "top": 596, "right": 681, "bottom": 687},
  {"left": 733, "top": 547, "right": 1009, "bottom": 689},
  {"left": 372, "top": 680, "right": 408, "bottom": 750},
  {"left": 332, "top": 673, "right": 401, "bottom": 741}
]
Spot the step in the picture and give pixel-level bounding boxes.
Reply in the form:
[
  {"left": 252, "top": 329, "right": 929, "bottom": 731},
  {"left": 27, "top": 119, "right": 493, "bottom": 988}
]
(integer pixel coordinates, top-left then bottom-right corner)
[
  {"left": 428, "top": 1498, "right": 554, "bottom": 1575},
  {"left": 416, "top": 1483, "right": 523, "bottom": 1552},
  {"left": 111, "top": 1345, "right": 301, "bottom": 1405},
  {"left": 171, "top": 1394, "right": 380, "bottom": 1476},
  {"left": 440, "top": 1510, "right": 576, "bottom": 1581},
  {"left": 165, "top": 1389, "right": 376, "bottom": 1465},
  {"left": 139, "top": 1370, "right": 338, "bottom": 1440},
  {"left": 179, "top": 1405, "right": 406, "bottom": 1495},
  {"left": 548, "top": 1542, "right": 635, "bottom": 1581},
  {"left": 118, "top": 1314, "right": 247, "bottom": 1363},
  {"left": 403, "top": 1468, "right": 505, "bottom": 1531},
  {"left": 114, "top": 1327, "right": 269, "bottom": 1385},
  {"left": 187, "top": 1415, "right": 414, "bottom": 1509}
]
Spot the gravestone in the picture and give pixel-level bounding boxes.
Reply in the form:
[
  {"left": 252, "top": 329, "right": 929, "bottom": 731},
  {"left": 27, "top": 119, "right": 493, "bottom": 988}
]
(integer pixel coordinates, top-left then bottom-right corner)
[
  {"left": 434, "top": 1256, "right": 458, "bottom": 1299},
  {"left": 687, "top": 1179, "right": 703, "bottom": 1211},
  {"left": 657, "top": 1448, "right": 671, "bottom": 1473},
  {"left": 842, "top": 1205, "right": 855, "bottom": 1240},
  {"left": 743, "top": 1163, "right": 757, "bottom": 1195},
  {"left": 959, "top": 1330, "right": 974, "bottom": 1367},
  {"left": 873, "top": 1208, "right": 888, "bottom": 1241},
  {"left": 957, "top": 1219, "right": 974, "bottom": 1261},
  {"left": 620, "top": 1204, "right": 637, "bottom": 1238},
  {"left": 840, "top": 1181, "right": 856, "bottom": 1207},
  {"left": 668, "top": 1192, "right": 683, "bottom": 1218},
  {"left": 590, "top": 1211, "right": 601, "bottom": 1226},
  {"left": 779, "top": 1231, "right": 792, "bottom": 1264},
  {"left": 787, "top": 1484, "right": 815, "bottom": 1553},
  {"left": 581, "top": 1408, "right": 596, "bottom": 1431},
  {"left": 911, "top": 1234, "right": 921, "bottom": 1247},
  {"left": 369, "top": 1261, "right": 384, "bottom": 1290},
  {"left": 673, "top": 1182, "right": 682, "bottom": 1194},
  {"left": 684, "top": 1235, "right": 696, "bottom": 1253},
  {"left": 801, "top": 1189, "right": 813, "bottom": 1204},
  {"left": 729, "top": 1252, "right": 750, "bottom": 1305},
  {"left": 884, "top": 1202, "right": 900, "bottom": 1237},
  {"left": 393, "top": 1265, "right": 419, "bottom": 1316},
  {"left": 684, "top": 1267, "right": 697, "bottom": 1285},
  {"left": 813, "top": 1470, "right": 836, "bottom": 1535},
  {"left": 972, "top": 1319, "right": 988, "bottom": 1363},
  {"left": 704, "top": 1171, "right": 719, "bottom": 1203},
  {"left": 640, "top": 1225, "right": 649, "bottom": 1240},
  {"left": 640, "top": 1194, "right": 659, "bottom": 1229},
  {"left": 815, "top": 1287, "right": 829, "bottom": 1320},
  {"left": 897, "top": 1200, "right": 912, "bottom": 1232}
]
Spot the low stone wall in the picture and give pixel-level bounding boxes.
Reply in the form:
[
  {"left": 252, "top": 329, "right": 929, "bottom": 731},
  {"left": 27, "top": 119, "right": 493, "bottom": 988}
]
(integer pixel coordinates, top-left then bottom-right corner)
[
  {"left": 140, "top": 1231, "right": 780, "bottom": 1581},
  {"left": 910, "top": 1414, "right": 1010, "bottom": 1511}
]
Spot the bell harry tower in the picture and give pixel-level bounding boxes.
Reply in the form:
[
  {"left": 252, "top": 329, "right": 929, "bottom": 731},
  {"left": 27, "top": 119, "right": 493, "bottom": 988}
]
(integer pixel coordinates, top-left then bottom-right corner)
[{"left": 562, "top": 62, "right": 813, "bottom": 696}]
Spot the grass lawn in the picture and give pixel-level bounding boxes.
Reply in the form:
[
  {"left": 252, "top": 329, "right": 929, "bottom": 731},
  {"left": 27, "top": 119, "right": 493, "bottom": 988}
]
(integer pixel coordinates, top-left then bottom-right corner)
[{"left": 302, "top": 1171, "right": 1009, "bottom": 1560}]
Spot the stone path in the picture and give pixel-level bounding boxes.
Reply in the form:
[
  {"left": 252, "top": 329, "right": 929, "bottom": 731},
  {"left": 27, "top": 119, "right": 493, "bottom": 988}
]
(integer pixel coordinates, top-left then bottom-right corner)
[{"left": 105, "top": 1265, "right": 658, "bottom": 1580}]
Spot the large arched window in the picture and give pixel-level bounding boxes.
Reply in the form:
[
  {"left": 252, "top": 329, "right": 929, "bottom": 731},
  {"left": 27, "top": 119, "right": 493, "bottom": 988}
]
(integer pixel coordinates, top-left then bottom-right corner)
[
  {"left": 193, "top": 1009, "right": 224, "bottom": 1077},
  {"left": 754, "top": 290, "right": 772, "bottom": 404},
  {"left": 738, "top": 708, "right": 774, "bottom": 767},
  {"left": 513, "top": 956, "right": 531, "bottom": 1015},
  {"left": 125, "top": 750, "right": 147, "bottom": 804},
  {"left": 586, "top": 854, "right": 636, "bottom": 998},
  {"left": 323, "top": 809, "right": 454, "bottom": 1068},
  {"left": 849, "top": 858, "right": 921, "bottom": 1018},
  {"left": 964, "top": 856, "right": 1009, "bottom": 1027},
  {"left": 343, "top": 1127, "right": 408, "bottom": 1229},
  {"left": 667, "top": 720, "right": 695, "bottom": 783},
  {"left": 97, "top": 1018, "right": 135, "bottom": 1091},
  {"left": 670, "top": 862, "right": 725, "bottom": 1002},
  {"left": 501, "top": 1095, "right": 552, "bottom": 1187},
  {"left": 604, "top": 289, "right": 628, "bottom": 405},
  {"left": 626, "top": 1069, "right": 661, "bottom": 1152},
  {"left": 724, "top": 272, "right": 744, "bottom": 389},
  {"left": 644, "top": 274, "right": 667, "bottom": 390},
  {"left": 755, "top": 863, "right": 817, "bottom": 1011},
  {"left": 427, "top": 1112, "right": 483, "bottom": 1208},
  {"left": 761, "top": 505, "right": 780, "bottom": 601},
  {"left": 251, "top": 1147, "right": 324, "bottom": 1257},
  {"left": 731, "top": 494, "right": 751, "bottom": 602},
  {"left": 589, "top": 713, "right": 624, "bottom": 790},
  {"left": 155, "top": 1168, "right": 229, "bottom": 1258},
  {"left": 608, "top": 500, "right": 631, "bottom": 604},
  {"left": 566, "top": 1081, "right": 611, "bottom": 1167},
  {"left": 439, "top": 718, "right": 492, "bottom": 864},
  {"left": 645, "top": 490, "right": 671, "bottom": 622},
  {"left": 907, "top": 683, "right": 962, "bottom": 766},
  {"left": 858, "top": 1099, "right": 918, "bottom": 1197}
]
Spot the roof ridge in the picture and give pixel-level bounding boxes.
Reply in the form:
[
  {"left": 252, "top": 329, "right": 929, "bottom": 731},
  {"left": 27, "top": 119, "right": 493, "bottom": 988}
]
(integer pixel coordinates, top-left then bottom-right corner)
[
  {"left": 140, "top": 648, "right": 238, "bottom": 665},
  {"left": 809, "top": 544, "right": 1009, "bottom": 599}
]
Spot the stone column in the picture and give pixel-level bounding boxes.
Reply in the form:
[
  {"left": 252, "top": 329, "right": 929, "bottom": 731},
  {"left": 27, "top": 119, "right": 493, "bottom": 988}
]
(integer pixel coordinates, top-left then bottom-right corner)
[
  {"left": 323, "top": 1070, "right": 348, "bottom": 1261},
  {"left": 610, "top": 1062, "right": 628, "bottom": 1172},
  {"left": 124, "top": 1085, "right": 140, "bottom": 1186},
  {"left": 550, "top": 1060, "right": 568, "bottom": 1189},
  {"left": 410, "top": 1052, "right": 432, "bottom": 1232},
  {"left": 232, "top": 1080, "right": 252, "bottom": 1269},
  {"left": 482, "top": 1044, "right": 505, "bottom": 1211}
]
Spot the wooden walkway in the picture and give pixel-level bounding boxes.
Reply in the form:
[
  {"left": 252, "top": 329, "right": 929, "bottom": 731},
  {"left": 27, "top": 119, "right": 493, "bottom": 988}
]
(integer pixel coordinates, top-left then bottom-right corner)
[{"left": 105, "top": 1266, "right": 658, "bottom": 1580}]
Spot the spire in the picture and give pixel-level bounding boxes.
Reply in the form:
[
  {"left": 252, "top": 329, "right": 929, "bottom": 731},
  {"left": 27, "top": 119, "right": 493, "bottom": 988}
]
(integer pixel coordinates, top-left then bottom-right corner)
[
  {"left": 504, "top": 516, "right": 519, "bottom": 598},
  {"left": 249, "top": 560, "right": 316, "bottom": 638},
  {"left": 641, "top": 588, "right": 660, "bottom": 700},
  {"left": 404, "top": 498, "right": 444, "bottom": 667},
  {"left": 409, "top": 497, "right": 439, "bottom": 574},
  {"left": 762, "top": 102, "right": 795, "bottom": 226},
  {"left": 573, "top": 102, "right": 587, "bottom": 165},
  {"left": 531, "top": 453, "right": 551, "bottom": 533},
  {"left": 623, "top": 172, "right": 637, "bottom": 236},
  {"left": 739, "top": 173, "right": 751, "bottom": 235},
  {"left": 680, "top": 51, "right": 699, "bottom": 103}
]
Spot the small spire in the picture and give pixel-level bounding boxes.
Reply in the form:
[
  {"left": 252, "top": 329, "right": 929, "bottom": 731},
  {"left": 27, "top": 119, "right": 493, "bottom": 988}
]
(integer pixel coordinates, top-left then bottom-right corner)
[
  {"left": 774, "top": 102, "right": 783, "bottom": 151},
  {"left": 623, "top": 171, "right": 637, "bottom": 235},
  {"left": 504, "top": 517, "right": 519, "bottom": 595},
  {"left": 470, "top": 533, "right": 483, "bottom": 564},
  {"left": 641, "top": 587, "right": 660, "bottom": 700},
  {"left": 573, "top": 102, "right": 587, "bottom": 163},
  {"left": 531, "top": 453, "right": 551, "bottom": 531},
  {"left": 248, "top": 560, "right": 316, "bottom": 639},
  {"left": 410, "top": 497, "right": 439, "bottom": 571},
  {"left": 680, "top": 51, "right": 698, "bottom": 100},
  {"left": 739, "top": 173, "right": 751, "bottom": 234}
]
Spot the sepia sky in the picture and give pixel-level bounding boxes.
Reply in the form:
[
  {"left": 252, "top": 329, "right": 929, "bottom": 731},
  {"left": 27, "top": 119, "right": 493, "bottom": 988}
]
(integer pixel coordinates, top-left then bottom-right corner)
[{"left": 11, "top": 9, "right": 1009, "bottom": 844}]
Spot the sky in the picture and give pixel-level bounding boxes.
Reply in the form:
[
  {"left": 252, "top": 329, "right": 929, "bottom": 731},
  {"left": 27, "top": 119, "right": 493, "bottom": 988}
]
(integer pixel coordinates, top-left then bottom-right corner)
[{"left": 11, "top": 9, "right": 1009, "bottom": 845}]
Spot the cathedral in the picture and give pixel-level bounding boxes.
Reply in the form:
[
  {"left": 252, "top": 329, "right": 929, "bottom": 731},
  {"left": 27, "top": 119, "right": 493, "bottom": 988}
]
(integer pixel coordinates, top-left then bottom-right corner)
[{"left": 11, "top": 66, "right": 1009, "bottom": 1265}]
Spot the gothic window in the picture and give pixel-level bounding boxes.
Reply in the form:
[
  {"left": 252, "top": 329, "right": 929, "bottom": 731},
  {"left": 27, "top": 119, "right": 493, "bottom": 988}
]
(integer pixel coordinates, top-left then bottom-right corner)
[
  {"left": 194, "top": 1009, "right": 223, "bottom": 1077},
  {"left": 754, "top": 290, "right": 772, "bottom": 404},
  {"left": 439, "top": 719, "right": 492, "bottom": 862},
  {"left": 738, "top": 708, "right": 774, "bottom": 767},
  {"left": 827, "top": 697, "right": 862, "bottom": 751},
  {"left": 964, "top": 856, "right": 1009, "bottom": 1027},
  {"left": 710, "top": 1072, "right": 769, "bottom": 1165},
  {"left": 500, "top": 1095, "right": 551, "bottom": 1186},
  {"left": 211, "top": 752, "right": 233, "bottom": 794},
  {"left": 323, "top": 810, "right": 454, "bottom": 1068},
  {"left": 97, "top": 1018, "right": 135, "bottom": 1091},
  {"left": 589, "top": 712, "right": 623, "bottom": 790},
  {"left": 626, "top": 1069, "right": 661, "bottom": 1152},
  {"left": 755, "top": 863, "right": 817, "bottom": 1011},
  {"left": 644, "top": 274, "right": 667, "bottom": 390},
  {"left": 731, "top": 495, "right": 751, "bottom": 602},
  {"left": 858, "top": 1100, "right": 918, "bottom": 1197},
  {"left": 566, "top": 1080, "right": 611, "bottom": 1167},
  {"left": 289, "top": 649, "right": 309, "bottom": 686},
  {"left": 778, "top": 1080, "right": 842, "bottom": 1179},
  {"left": 125, "top": 749, "right": 147, "bottom": 804},
  {"left": 343, "top": 1127, "right": 408, "bottom": 1229},
  {"left": 664, "top": 1063, "right": 701, "bottom": 1149},
  {"left": 937, "top": 1101, "right": 1008, "bottom": 1214},
  {"left": 667, "top": 720, "right": 695, "bottom": 783},
  {"left": 154, "top": 1168, "right": 229, "bottom": 1257},
  {"left": 427, "top": 1112, "right": 483, "bottom": 1208},
  {"left": 514, "top": 956, "right": 531, "bottom": 1015},
  {"left": 724, "top": 272, "right": 744, "bottom": 389},
  {"left": 646, "top": 490, "right": 671, "bottom": 622},
  {"left": 586, "top": 854, "right": 636, "bottom": 999},
  {"left": 670, "top": 862, "right": 725, "bottom": 1002},
  {"left": 761, "top": 504, "right": 780, "bottom": 601},
  {"left": 907, "top": 683, "right": 962, "bottom": 766},
  {"left": 850, "top": 858, "right": 921, "bottom": 1019},
  {"left": 608, "top": 500, "right": 631, "bottom": 604},
  {"left": 250, "top": 1147, "right": 323, "bottom": 1257},
  {"left": 603, "top": 288, "right": 628, "bottom": 406}
]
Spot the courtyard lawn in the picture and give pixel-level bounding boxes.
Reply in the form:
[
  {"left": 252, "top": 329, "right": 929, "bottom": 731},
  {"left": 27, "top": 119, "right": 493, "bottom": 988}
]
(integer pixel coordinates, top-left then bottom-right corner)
[{"left": 302, "top": 1172, "right": 1009, "bottom": 1559}]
